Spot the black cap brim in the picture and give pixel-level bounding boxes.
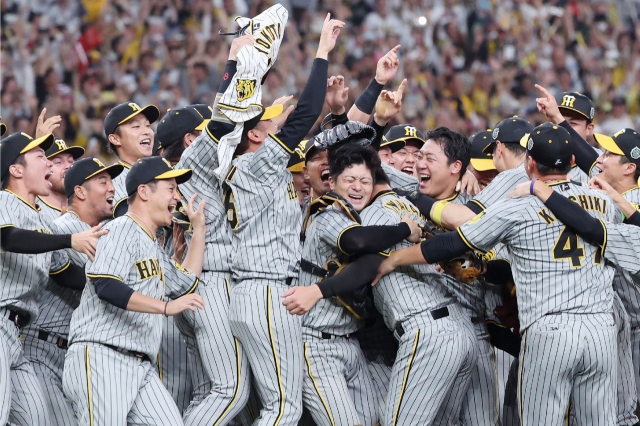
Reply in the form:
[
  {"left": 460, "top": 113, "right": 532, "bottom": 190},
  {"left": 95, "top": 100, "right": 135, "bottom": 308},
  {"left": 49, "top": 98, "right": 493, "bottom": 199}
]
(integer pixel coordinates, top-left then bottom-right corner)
[
  {"left": 380, "top": 139, "right": 406, "bottom": 153},
  {"left": 0, "top": 123, "right": 6, "bottom": 137},
  {"left": 48, "top": 146, "right": 85, "bottom": 160},
  {"left": 114, "top": 105, "right": 160, "bottom": 133}
]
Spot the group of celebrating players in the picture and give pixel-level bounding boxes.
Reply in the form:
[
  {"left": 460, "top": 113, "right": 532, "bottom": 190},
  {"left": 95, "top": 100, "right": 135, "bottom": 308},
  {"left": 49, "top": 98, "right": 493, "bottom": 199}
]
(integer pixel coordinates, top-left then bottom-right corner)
[{"left": 2, "top": 4, "right": 640, "bottom": 426}]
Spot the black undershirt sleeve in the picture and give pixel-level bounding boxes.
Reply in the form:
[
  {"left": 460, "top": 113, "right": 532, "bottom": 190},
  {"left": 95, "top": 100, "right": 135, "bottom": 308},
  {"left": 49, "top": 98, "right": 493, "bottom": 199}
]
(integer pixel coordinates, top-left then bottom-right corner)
[
  {"left": 412, "top": 194, "right": 437, "bottom": 219},
  {"left": 50, "top": 263, "right": 86, "bottom": 290},
  {"left": 1, "top": 227, "right": 71, "bottom": 253},
  {"left": 369, "top": 119, "right": 387, "bottom": 151},
  {"left": 94, "top": 277, "right": 135, "bottom": 310},
  {"left": 465, "top": 200, "right": 485, "bottom": 215},
  {"left": 317, "top": 254, "right": 384, "bottom": 298},
  {"left": 339, "top": 223, "right": 411, "bottom": 255},
  {"left": 354, "top": 78, "right": 384, "bottom": 114},
  {"left": 543, "top": 191, "right": 605, "bottom": 245},
  {"left": 624, "top": 211, "right": 640, "bottom": 227},
  {"left": 558, "top": 120, "right": 599, "bottom": 175},
  {"left": 206, "top": 60, "right": 238, "bottom": 141},
  {"left": 331, "top": 112, "right": 349, "bottom": 127},
  {"left": 276, "top": 59, "right": 328, "bottom": 151},
  {"left": 420, "top": 232, "right": 471, "bottom": 264},
  {"left": 483, "top": 259, "right": 513, "bottom": 286}
]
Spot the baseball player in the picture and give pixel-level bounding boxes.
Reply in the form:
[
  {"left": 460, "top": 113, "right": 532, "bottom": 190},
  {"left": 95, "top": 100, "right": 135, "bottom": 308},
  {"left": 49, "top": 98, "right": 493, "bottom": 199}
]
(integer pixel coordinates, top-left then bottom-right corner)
[
  {"left": 157, "top": 106, "right": 208, "bottom": 166},
  {"left": 103, "top": 101, "right": 160, "bottom": 217},
  {"left": 376, "top": 124, "right": 620, "bottom": 426},
  {"left": 287, "top": 143, "right": 311, "bottom": 207},
  {"left": 222, "top": 15, "right": 343, "bottom": 425},
  {"left": 0, "top": 132, "right": 103, "bottom": 425},
  {"left": 468, "top": 130, "right": 499, "bottom": 189},
  {"left": 36, "top": 138, "right": 85, "bottom": 224},
  {"left": 378, "top": 133, "right": 402, "bottom": 167},
  {"left": 388, "top": 125, "right": 425, "bottom": 176},
  {"left": 62, "top": 156, "right": 206, "bottom": 425},
  {"left": 22, "top": 157, "right": 123, "bottom": 425}
]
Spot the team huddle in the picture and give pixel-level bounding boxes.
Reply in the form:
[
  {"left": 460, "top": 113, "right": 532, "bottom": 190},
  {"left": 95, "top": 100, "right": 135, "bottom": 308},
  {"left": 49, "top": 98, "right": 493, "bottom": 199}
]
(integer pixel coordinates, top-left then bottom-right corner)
[{"left": 3, "top": 4, "right": 640, "bottom": 426}]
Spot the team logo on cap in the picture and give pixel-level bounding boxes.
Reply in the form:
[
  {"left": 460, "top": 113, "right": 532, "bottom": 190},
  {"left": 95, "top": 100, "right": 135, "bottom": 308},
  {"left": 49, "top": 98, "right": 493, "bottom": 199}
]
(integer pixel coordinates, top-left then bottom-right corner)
[
  {"left": 561, "top": 95, "right": 576, "bottom": 108},
  {"left": 236, "top": 79, "right": 256, "bottom": 102},
  {"left": 527, "top": 137, "right": 534, "bottom": 150},
  {"left": 590, "top": 107, "right": 595, "bottom": 120},
  {"left": 129, "top": 103, "right": 142, "bottom": 112},
  {"left": 492, "top": 128, "right": 499, "bottom": 140},
  {"left": 404, "top": 126, "right": 417, "bottom": 137},
  {"left": 54, "top": 139, "right": 67, "bottom": 150},
  {"left": 293, "top": 140, "right": 306, "bottom": 160},
  {"left": 631, "top": 147, "right": 640, "bottom": 160}
]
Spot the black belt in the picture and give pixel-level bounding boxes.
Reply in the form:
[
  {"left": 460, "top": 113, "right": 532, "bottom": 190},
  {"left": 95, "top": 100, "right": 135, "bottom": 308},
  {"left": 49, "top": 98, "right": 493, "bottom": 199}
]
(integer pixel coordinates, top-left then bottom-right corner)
[
  {"left": 395, "top": 306, "right": 450, "bottom": 337},
  {"left": 286, "top": 277, "right": 293, "bottom": 286},
  {"left": 321, "top": 332, "right": 350, "bottom": 340},
  {"left": 300, "top": 259, "right": 329, "bottom": 278},
  {"left": 104, "top": 344, "right": 151, "bottom": 362},
  {"left": 37, "top": 330, "right": 69, "bottom": 350},
  {"left": 232, "top": 277, "right": 294, "bottom": 285},
  {"left": 4, "top": 309, "right": 30, "bottom": 329}
]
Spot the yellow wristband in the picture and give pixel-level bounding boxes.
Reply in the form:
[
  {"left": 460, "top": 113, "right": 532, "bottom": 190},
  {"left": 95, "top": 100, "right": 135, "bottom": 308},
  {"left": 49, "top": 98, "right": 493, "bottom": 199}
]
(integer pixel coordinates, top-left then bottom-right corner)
[{"left": 432, "top": 200, "right": 449, "bottom": 227}]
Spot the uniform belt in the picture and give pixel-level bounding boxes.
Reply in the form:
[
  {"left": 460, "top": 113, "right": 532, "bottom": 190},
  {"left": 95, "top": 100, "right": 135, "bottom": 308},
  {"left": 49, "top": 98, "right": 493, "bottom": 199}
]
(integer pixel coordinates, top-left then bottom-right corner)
[
  {"left": 37, "top": 330, "right": 69, "bottom": 350},
  {"left": 3, "top": 309, "right": 30, "bottom": 329},
  {"left": 300, "top": 259, "right": 328, "bottom": 278},
  {"left": 321, "top": 332, "right": 351, "bottom": 340},
  {"left": 395, "top": 306, "right": 450, "bottom": 337},
  {"left": 104, "top": 344, "right": 151, "bottom": 362},
  {"left": 471, "top": 317, "right": 485, "bottom": 324},
  {"left": 286, "top": 277, "right": 293, "bottom": 286}
]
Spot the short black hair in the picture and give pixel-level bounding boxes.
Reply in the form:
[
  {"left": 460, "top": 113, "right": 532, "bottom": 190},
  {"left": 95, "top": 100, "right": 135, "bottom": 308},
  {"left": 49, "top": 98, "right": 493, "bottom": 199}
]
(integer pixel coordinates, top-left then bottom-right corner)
[
  {"left": 68, "top": 180, "right": 91, "bottom": 205},
  {"left": 127, "top": 180, "right": 158, "bottom": 204},
  {"left": 502, "top": 142, "right": 526, "bottom": 157},
  {"left": 328, "top": 143, "right": 381, "bottom": 181},
  {"left": 162, "top": 136, "right": 190, "bottom": 162},
  {"left": 1, "top": 154, "right": 26, "bottom": 189},
  {"left": 373, "top": 166, "right": 390, "bottom": 185},
  {"left": 525, "top": 152, "right": 572, "bottom": 175},
  {"left": 424, "top": 127, "right": 471, "bottom": 176},
  {"left": 619, "top": 156, "right": 640, "bottom": 181},
  {"left": 108, "top": 126, "right": 123, "bottom": 156}
]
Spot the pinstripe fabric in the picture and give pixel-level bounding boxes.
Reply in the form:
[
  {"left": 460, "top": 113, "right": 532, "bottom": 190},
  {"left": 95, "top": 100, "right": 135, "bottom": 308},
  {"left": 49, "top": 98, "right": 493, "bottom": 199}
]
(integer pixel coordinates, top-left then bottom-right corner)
[
  {"left": 610, "top": 293, "right": 638, "bottom": 425},
  {"left": 301, "top": 335, "right": 377, "bottom": 426},
  {"left": 229, "top": 281, "right": 303, "bottom": 425},
  {"left": 62, "top": 343, "right": 183, "bottom": 425},
  {"left": 502, "top": 356, "right": 519, "bottom": 426},
  {"left": 36, "top": 196, "right": 63, "bottom": 225},
  {"left": 517, "top": 313, "right": 616, "bottom": 426},
  {"left": 381, "top": 163, "right": 418, "bottom": 191},
  {"left": 159, "top": 315, "right": 193, "bottom": 414},
  {"left": 0, "top": 318, "right": 50, "bottom": 425},
  {"left": 568, "top": 165, "right": 590, "bottom": 184},
  {"left": 470, "top": 164, "right": 528, "bottom": 210},
  {"left": 494, "top": 349, "right": 515, "bottom": 422},
  {"left": 365, "top": 357, "right": 392, "bottom": 417},
  {"left": 111, "top": 162, "right": 131, "bottom": 217}
]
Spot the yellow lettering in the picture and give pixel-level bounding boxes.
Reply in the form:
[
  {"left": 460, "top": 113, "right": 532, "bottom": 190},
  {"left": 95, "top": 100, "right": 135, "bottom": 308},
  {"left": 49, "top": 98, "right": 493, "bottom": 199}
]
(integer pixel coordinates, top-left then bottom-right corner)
[
  {"left": 561, "top": 95, "right": 576, "bottom": 108},
  {"left": 538, "top": 208, "right": 556, "bottom": 225}
]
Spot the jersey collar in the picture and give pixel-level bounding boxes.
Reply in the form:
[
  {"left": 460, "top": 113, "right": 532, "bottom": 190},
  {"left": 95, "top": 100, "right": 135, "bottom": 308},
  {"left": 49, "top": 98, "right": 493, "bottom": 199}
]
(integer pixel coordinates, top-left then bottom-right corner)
[
  {"left": 37, "top": 196, "right": 62, "bottom": 212},
  {"left": 124, "top": 213, "right": 156, "bottom": 241},
  {"left": 4, "top": 190, "right": 40, "bottom": 212}
]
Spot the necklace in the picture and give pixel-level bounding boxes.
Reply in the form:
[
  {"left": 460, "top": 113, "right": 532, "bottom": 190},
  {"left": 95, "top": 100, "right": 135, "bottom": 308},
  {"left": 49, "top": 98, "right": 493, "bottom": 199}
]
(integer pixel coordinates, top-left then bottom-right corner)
[{"left": 127, "top": 211, "right": 155, "bottom": 236}]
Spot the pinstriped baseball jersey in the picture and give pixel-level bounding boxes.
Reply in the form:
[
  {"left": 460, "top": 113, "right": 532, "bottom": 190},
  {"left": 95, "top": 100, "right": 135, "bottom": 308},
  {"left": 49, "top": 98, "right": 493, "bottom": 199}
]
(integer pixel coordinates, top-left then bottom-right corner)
[
  {"left": 458, "top": 181, "right": 619, "bottom": 331},
  {"left": 225, "top": 134, "right": 302, "bottom": 281},
  {"left": 0, "top": 190, "right": 70, "bottom": 320},
  {"left": 71, "top": 214, "right": 199, "bottom": 360},
  {"left": 175, "top": 126, "right": 232, "bottom": 272},
  {"left": 469, "top": 163, "right": 528, "bottom": 211},
  {"left": 360, "top": 190, "right": 457, "bottom": 330},
  {"left": 482, "top": 243, "right": 509, "bottom": 323},
  {"left": 36, "top": 197, "right": 63, "bottom": 225},
  {"left": 299, "top": 206, "right": 363, "bottom": 335},
  {"left": 111, "top": 161, "right": 131, "bottom": 216},
  {"left": 381, "top": 162, "right": 418, "bottom": 191},
  {"left": 27, "top": 212, "right": 88, "bottom": 336}
]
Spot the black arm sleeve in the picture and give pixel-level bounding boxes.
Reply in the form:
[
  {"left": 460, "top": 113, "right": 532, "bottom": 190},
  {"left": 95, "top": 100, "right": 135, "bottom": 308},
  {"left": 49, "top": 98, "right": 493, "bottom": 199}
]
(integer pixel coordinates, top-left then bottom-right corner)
[
  {"left": 1, "top": 227, "right": 72, "bottom": 253},
  {"left": 483, "top": 259, "right": 513, "bottom": 286},
  {"left": 331, "top": 112, "right": 348, "bottom": 127},
  {"left": 340, "top": 223, "right": 411, "bottom": 254},
  {"left": 354, "top": 78, "right": 384, "bottom": 114},
  {"left": 558, "top": 120, "right": 599, "bottom": 175},
  {"left": 624, "top": 211, "right": 640, "bottom": 227},
  {"left": 465, "top": 200, "right": 485, "bottom": 215},
  {"left": 543, "top": 191, "right": 605, "bottom": 245},
  {"left": 276, "top": 59, "right": 328, "bottom": 151},
  {"left": 369, "top": 118, "right": 387, "bottom": 151},
  {"left": 218, "top": 60, "right": 237, "bottom": 93},
  {"left": 412, "top": 194, "right": 437, "bottom": 219},
  {"left": 94, "top": 277, "right": 135, "bottom": 310},
  {"left": 50, "top": 263, "right": 86, "bottom": 290},
  {"left": 317, "top": 254, "right": 384, "bottom": 298},
  {"left": 420, "top": 232, "right": 471, "bottom": 264},
  {"left": 207, "top": 60, "right": 238, "bottom": 141}
]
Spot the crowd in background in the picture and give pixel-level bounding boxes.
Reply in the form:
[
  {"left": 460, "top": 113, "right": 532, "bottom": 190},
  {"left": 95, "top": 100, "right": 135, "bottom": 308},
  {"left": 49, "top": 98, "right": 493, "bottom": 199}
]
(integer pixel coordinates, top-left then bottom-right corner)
[{"left": 2, "top": 0, "right": 640, "bottom": 163}]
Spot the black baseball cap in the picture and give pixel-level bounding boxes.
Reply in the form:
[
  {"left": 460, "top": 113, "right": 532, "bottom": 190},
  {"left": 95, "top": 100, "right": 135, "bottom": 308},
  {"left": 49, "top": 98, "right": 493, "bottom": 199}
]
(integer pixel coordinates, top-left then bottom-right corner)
[
  {"left": 103, "top": 102, "right": 160, "bottom": 136},
  {"left": 556, "top": 92, "right": 595, "bottom": 122},
  {"left": 125, "top": 157, "right": 192, "bottom": 196},
  {"left": 243, "top": 104, "right": 284, "bottom": 133},
  {"left": 593, "top": 129, "right": 640, "bottom": 166},
  {"left": 483, "top": 116, "right": 534, "bottom": 153},
  {"left": 383, "top": 125, "right": 425, "bottom": 151},
  {"left": 46, "top": 138, "right": 85, "bottom": 160},
  {"left": 0, "top": 116, "right": 6, "bottom": 136},
  {"left": 0, "top": 132, "right": 54, "bottom": 181},
  {"left": 64, "top": 157, "right": 124, "bottom": 198},
  {"left": 156, "top": 107, "right": 208, "bottom": 149},
  {"left": 521, "top": 124, "right": 572, "bottom": 169},
  {"left": 191, "top": 104, "right": 213, "bottom": 120},
  {"left": 288, "top": 139, "right": 309, "bottom": 173},
  {"left": 469, "top": 130, "right": 496, "bottom": 171}
]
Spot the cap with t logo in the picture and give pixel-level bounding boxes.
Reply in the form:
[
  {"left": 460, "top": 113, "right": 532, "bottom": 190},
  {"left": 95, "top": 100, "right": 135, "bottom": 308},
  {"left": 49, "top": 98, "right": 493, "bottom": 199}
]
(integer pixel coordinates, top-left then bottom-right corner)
[
  {"left": 125, "top": 157, "right": 193, "bottom": 196},
  {"left": 104, "top": 102, "right": 160, "bottom": 136},
  {"left": 556, "top": 92, "right": 595, "bottom": 122},
  {"left": 382, "top": 124, "right": 426, "bottom": 152},
  {"left": 64, "top": 157, "right": 124, "bottom": 198},
  {"left": 0, "top": 132, "right": 55, "bottom": 181},
  {"left": 46, "top": 138, "right": 85, "bottom": 160}
]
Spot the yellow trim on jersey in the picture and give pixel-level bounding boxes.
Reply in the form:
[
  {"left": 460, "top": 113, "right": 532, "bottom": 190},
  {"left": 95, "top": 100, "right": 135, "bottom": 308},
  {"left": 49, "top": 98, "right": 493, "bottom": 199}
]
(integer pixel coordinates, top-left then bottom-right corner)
[
  {"left": 547, "top": 180, "right": 572, "bottom": 187},
  {"left": 266, "top": 286, "right": 285, "bottom": 424},
  {"left": 125, "top": 213, "right": 156, "bottom": 241},
  {"left": 336, "top": 224, "right": 362, "bottom": 255},
  {"left": 517, "top": 330, "right": 527, "bottom": 422},
  {"left": 304, "top": 342, "right": 336, "bottom": 426},
  {"left": 0, "top": 224, "right": 16, "bottom": 229},
  {"left": 37, "top": 196, "right": 62, "bottom": 212},
  {"left": 456, "top": 228, "right": 487, "bottom": 255},
  {"left": 157, "top": 350, "right": 162, "bottom": 381},
  {"left": 49, "top": 260, "right": 71, "bottom": 275},
  {"left": 4, "top": 190, "right": 40, "bottom": 212},
  {"left": 269, "top": 133, "right": 294, "bottom": 154},
  {"left": 468, "top": 199, "right": 486, "bottom": 212},
  {"left": 441, "top": 191, "right": 460, "bottom": 202},
  {"left": 393, "top": 329, "right": 420, "bottom": 426},
  {"left": 85, "top": 346, "right": 95, "bottom": 426},
  {"left": 176, "top": 278, "right": 199, "bottom": 298},
  {"left": 215, "top": 337, "right": 243, "bottom": 425},
  {"left": 86, "top": 273, "right": 124, "bottom": 282},
  {"left": 205, "top": 123, "right": 220, "bottom": 144},
  {"left": 65, "top": 211, "right": 81, "bottom": 220},
  {"left": 112, "top": 198, "right": 127, "bottom": 219},
  {"left": 621, "top": 186, "right": 640, "bottom": 196}
]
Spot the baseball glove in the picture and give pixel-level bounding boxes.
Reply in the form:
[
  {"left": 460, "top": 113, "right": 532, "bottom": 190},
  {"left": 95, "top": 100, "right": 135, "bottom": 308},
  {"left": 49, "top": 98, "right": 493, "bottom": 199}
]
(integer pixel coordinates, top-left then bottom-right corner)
[
  {"left": 325, "top": 259, "right": 376, "bottom": 320},
  {"left": 485, "top": 320, "right": 521, "bottom": 358},
  {"left": 439, "top": 252, "right": 485, "bottom": 284},
  {"left": 422, "top": 220, "right": 447, "bottom": 240}
]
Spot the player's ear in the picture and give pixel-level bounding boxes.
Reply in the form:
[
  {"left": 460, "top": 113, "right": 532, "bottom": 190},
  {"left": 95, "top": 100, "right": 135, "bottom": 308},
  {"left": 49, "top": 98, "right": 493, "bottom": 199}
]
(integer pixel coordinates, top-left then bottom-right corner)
[
  {"left": 450, "top": 159, "right": 462, "bottom": 175},
  {"left": 302, "top": 165, "right": 309, "bottom": 176},
  {"left": 328, "top": 176, "right": 336, "bottom": 190},
  {"left": 8, "top": 163, "right": 23, "bottom": 179},
  {"left": 73, "top": 185, "right": 87, "bottom": 201},
  {"left": 108, "top": 133, "right": 122, "bottom": 148},
  {"left": 586, "top": 122, "right": 595, "bottom": 137}
]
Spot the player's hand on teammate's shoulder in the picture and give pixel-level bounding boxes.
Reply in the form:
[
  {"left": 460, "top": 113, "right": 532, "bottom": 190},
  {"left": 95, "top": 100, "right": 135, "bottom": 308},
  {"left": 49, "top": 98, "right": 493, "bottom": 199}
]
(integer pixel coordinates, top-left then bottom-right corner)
[
  {"left": 270, "top": 95, "right": 295, "bottom": 129},
  {"left": 281, "top": 285, "right": 323, "bottom": 315},
  {"left": 457, "top": 170, "right": 480, "bottom": 196},
  {"left": 184, "top": 194, "right": 206, "bottom": 232},
  {"left": 316, "top": 13, "right": 345, "bottom": 59},
  {"left": 166, "top": 294, "right": 205, "bottom": 315},
  {"left": 507, "top": 181, "right": 533, "bottom": 198},
  {"left": 71, "top": 224, "right": 108, "bottom": 261},
  {"left": 401, "top": 214, "right": 422, "bottom": 244},
  {"left": 375, "top": 45, "right": 401, "bottom": 85},
  {"left": 228, "top": 35, "right": 255, "bottom": 61}
]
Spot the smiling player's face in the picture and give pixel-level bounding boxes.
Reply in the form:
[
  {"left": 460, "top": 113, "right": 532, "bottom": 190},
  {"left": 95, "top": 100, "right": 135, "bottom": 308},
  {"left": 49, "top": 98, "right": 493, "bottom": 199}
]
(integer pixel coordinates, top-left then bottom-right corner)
[
  {"left": 147, "top": 179, "right": 181, "bottom": 228},
  {"left": 329, "top": 163, "right": 374, "bottom": 212}
]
